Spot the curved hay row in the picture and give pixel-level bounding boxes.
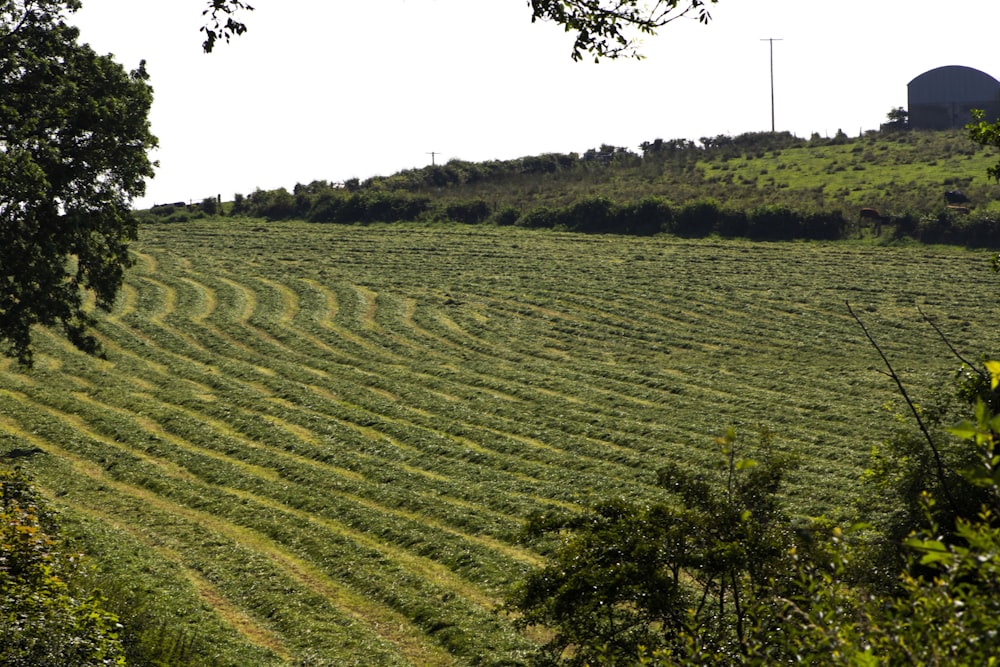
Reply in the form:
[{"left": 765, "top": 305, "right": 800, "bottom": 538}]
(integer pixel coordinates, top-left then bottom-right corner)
[
  {"left": 172, "top": 275, "right": 659, "bottom": 502},
  {"left": 0, "top": 395, "right": 486, "bottom": 665},
  {"left": 93, "top": 280, "right": 572, "bottom": 544},
  {"left": 13, "top": 222, "right": 1000, "bottom": 665},
  {"left": 177, "top": 276, "right": 218, "bottom": 323},
  {"left": 47, "top": 499, "right": 295, "bottom": 664}
]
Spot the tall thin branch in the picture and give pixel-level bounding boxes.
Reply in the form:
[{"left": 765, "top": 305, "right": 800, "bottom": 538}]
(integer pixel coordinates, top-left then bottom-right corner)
[
  {"left": 846, "top": 301, "right": 957, "bottom": 512},
  {"left": 917, "top": 304, "right": 988, "bottom": 383}
]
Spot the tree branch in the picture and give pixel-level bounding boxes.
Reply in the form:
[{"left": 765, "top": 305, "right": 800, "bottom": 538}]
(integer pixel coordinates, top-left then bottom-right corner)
[
  {"left": 846, "top": 301, "right": 957, "bottom": 513},
  {"left": 917, "top": 304, "right": 989, "bottom": 383}
]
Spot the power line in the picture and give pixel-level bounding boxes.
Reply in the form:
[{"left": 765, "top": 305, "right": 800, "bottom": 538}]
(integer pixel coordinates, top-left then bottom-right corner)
[{"left": 760, "top": 38, "right": 783, "bottom": 132}]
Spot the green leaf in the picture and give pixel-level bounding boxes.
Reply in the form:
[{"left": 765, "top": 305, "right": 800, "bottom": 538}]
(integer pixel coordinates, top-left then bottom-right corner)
[
  {"left": 986, "top": 360, "right": 1000, "bottom": 390},
  {"left": 904, "top": 537, "right": 953, "bottom": 566},
  {"left": 948, "top": 421, "right": 978, "bottom": 440}
]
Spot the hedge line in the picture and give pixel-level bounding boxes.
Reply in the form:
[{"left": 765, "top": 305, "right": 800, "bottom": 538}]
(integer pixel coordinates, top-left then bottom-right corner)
[{"left": 146, "top": 188, "right": 1000, "bottom": 247}]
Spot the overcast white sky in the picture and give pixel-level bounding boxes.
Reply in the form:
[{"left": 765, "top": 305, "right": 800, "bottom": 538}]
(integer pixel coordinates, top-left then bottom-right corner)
[{"left": 71, "top": 0, "right": 1000, "bottom": 209}]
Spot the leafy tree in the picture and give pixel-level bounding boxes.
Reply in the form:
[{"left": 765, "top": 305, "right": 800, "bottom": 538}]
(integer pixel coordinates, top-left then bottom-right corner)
[
  {"left": 507, "top": 429, "right": 797, "bottom": 665},
  {"left": 1, "top": 0, "right": 157, "bottom": 365},
  {"left": 883, "top": 106, "right": 909, "bottom": 131},
  {"left": 200, "top": 196, "right": 219, "bottom": 216},
  {"left": 199, "top": 1, "right": 717, "bottom": 60},
  {"left": 509, "top": 499, "right": 692, "bottom": 666}
]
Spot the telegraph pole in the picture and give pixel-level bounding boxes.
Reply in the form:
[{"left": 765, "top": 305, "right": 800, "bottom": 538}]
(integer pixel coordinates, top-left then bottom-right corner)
[
  {"left": 427, "top": 151, "right": 439, "bottom": 166},
  {"left": 760, "top": 38, "right": 782, "bottom": 132}
]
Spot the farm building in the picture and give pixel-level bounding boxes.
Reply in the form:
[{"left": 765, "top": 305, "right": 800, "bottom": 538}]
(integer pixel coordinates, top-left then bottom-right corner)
[{"left": 907, "top": 65, "right": 1000, "bottom": 130}]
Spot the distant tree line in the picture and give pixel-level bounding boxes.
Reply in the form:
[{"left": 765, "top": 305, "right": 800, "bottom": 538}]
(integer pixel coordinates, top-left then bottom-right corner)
[
  {"left": 145, "top": 186, "right": 1000, "bottom": 248},
  {"left": 140, "top": 129, "right": 1000, "bottom": 248}
]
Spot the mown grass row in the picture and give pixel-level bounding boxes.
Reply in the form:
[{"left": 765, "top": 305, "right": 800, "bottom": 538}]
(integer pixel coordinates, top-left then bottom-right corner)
[{"left": 3, "top": 220, "right": 1000, "bottom": 664}]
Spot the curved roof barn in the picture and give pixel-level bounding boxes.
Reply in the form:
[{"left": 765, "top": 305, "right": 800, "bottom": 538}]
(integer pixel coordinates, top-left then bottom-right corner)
[{"left": 908, "top": 65, "right": 1000, "bottom": 130}]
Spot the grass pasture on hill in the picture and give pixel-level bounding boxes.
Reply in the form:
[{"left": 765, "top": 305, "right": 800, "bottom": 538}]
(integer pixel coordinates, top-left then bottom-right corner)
[
  {"left": 2, "top": 220, "right": 1000, "bottom": 665},
  {"left": 390, "top": 129, "right": 1000, "bottom": 220}
]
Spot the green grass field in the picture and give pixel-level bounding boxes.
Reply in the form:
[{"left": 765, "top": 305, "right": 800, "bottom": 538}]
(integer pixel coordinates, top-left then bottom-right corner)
[{"left": 3, "top": 220, "right": 1000, "bottom": 664}]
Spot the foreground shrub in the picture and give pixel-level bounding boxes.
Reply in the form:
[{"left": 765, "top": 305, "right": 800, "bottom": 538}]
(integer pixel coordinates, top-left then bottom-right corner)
[
  {"left": 508, "top": 429, "right": 798, "bottom": 665},
  {"left": 1, "top": 464, "right": 126, "bottom": 666}
]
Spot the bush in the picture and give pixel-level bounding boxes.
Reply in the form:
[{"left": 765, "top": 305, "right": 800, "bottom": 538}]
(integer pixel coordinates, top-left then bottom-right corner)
[
  {"left": 508, "top": 429, "right": 797, "bottom": 665},
  {"left": 490, "top": 206, "right": 521, "bottom": 226},
  {"left": 246, "top": 187, "right": 296, "bottom": 221},
  {"left": 516, "top": 206, "right": 559, "bottom": 229},
  {"left": 509, "top": 359, "right": 1000, "bottom": 666},
  {"left": 747, "top": 204, "right": 800, "bottom": 240},
  {"left": 620, "top": 197, "right": 672, "bottom": 235},
  {"left": 444, "top": 200, "right": 491, "bottom": 224},
  {"left": 0, "top": 464, "right": 126, "bottom": 666},
  {"left": 801, "top": 210, "right": 847, "bottom": 240},
  {"left": 915, "top": 211, "right": 952, "bottom": 244},
  {"left": 150, "top": 204, "right": 182, "bottom": 217},
  {"left": 200, "top": 196, "right": 219, "bottom": 216},
  {"left": 561, "top": 196, "right": 616, "bottom": 233},
  {"left": 358, "top": 190, "right": 429, "bottom": 222},
  {"left": 307, "top": 191, "right": 347, "bottom": 223},
  {"left": 673, "top": 199, "right": 719, "bottom": 237}
]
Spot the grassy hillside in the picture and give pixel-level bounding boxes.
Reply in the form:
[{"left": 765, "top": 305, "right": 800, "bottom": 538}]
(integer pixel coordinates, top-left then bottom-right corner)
[
  {"left": 2, "top": 220, "right": 1000, "bottom": 664},
  {"left": 404, "top": 129, "right": 998, "bottom": 217}
]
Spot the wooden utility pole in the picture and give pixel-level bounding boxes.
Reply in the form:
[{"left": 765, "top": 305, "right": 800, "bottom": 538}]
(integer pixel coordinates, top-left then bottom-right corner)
[
  {"left": 427, "top": 151, "right": 439, "bottom": 166},
  {"left": 760, "top": 38, "right": 782, "bottom": 132}
]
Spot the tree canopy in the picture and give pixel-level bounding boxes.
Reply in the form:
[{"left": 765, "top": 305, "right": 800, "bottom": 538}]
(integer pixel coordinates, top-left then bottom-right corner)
[
  {"left": 200, "top": 0, "right": 717, "bottom": 59},
  {"left": 0, "top": 0, "right": 156, "bottom": 364}
]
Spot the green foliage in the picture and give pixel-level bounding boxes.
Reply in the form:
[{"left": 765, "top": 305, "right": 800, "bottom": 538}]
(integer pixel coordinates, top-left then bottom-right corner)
[
  {"left": 762, "top": 382, "right": 1000, "bottom": 666},
  {"left": 508, "top": 429, "right": 798, "bottom": 664},
  {"left": 510, "top": 500, "right": 691, "bottom": 665},
  {"left": 619, "top": 196, "right": 672, "bottom": 235},
  {"left": 560, "top": 196, "right": 616, "bottom": 233},
  {"left": 0, "top": 0, "right": 157, "bottom": 365},
  {"left": 747, "top": 204, "right": 800, "bottom": 240},
  {"left": 245, "top": 186, "right": 297, "bottom": 220},
  {"left": 883, "top": 106, "right": 910, "bottom": 132},
  {"left": 445, "top": 199, "right": 491, "bottom": 225},
  {"left": 672, "top": 199, "right": 719, "bottom": 237},
  {"left": 237, "top": 185, "right": 433, "bottom": 223},
  {"left": 855, "top": 350, "right": 1000, "bottom": 586},
  {"left": 0, "top": 463, "right": 126, "bottom": 666},
  {"left": 490, "top": 204, "right": 521, "bottom": 226},
  {"left": 967, "top": 108, "right": 1000, "bottom": 183},
  {"left": 200, "top": 196, "right": 220, "bottom": 216}
]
